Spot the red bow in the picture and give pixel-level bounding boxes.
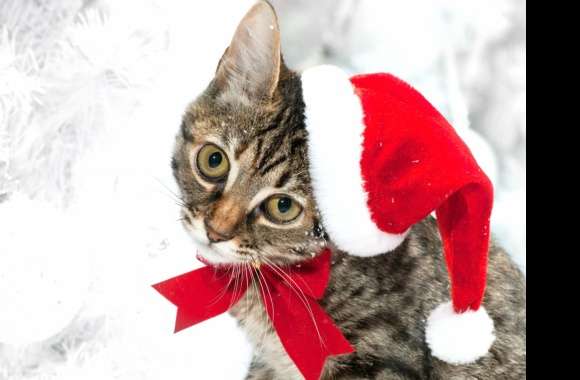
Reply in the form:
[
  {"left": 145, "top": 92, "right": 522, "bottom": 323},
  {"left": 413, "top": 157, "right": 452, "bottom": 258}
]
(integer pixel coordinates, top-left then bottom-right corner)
[{"left": 152, "top": 249, "right": 354, "bottom": 380}]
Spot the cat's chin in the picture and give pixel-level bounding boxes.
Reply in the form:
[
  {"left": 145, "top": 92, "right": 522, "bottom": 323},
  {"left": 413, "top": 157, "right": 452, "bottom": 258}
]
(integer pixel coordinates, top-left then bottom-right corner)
[
  {"left": 191, "top": 237, "right": 247, "bottom": 266},
  {"left": 195, "top": 245, "right": 238, "bottom": 265},
  {"left": 196, "top": 250, "right": 230, "bottom": 266}
]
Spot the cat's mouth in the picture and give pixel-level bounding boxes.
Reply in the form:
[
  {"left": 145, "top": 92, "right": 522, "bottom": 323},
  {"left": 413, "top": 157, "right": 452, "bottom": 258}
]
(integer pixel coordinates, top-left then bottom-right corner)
[
  {"left": 195, "top": 253, "right": 213, "bottom": 266},
  {"left": 181, "top": 210, "right": 253, "bottom": 265},
  {"left": 195, "top": 242, "right": 242, "bottom": 265}
]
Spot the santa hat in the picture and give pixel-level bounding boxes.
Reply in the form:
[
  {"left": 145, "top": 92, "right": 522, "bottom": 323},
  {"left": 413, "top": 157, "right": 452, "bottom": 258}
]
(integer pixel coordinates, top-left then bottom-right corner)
[{"left": 300, "top": 65, "right": 495, "bottom": 365}]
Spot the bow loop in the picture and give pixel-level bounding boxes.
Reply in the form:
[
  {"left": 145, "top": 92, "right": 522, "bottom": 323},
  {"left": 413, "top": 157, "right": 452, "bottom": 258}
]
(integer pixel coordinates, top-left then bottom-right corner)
[
  {"left": 152, "top": 248, "right": 354, "bottom": 380},
  {"left": 152, "top": 266, "right": 248, "bottom": 332}
]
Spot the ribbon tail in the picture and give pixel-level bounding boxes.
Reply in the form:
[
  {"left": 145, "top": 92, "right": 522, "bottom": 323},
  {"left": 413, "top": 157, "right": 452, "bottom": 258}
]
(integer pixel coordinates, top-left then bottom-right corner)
[
  {"left": 265, "top": 281, "right": 355, "bottom": 380},
  {"left": 153, "top": 266, "right": 247, "bottom": 333}
]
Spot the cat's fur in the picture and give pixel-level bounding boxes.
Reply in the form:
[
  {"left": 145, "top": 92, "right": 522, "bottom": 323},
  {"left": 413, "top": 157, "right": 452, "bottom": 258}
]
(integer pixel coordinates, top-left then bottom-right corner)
[{"left": 171, "top": 2, "right": 526, "bottom": 379}]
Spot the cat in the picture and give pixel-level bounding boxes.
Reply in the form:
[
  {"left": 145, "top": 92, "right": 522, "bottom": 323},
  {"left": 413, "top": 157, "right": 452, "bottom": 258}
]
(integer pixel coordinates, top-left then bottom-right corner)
[{"left": 170, "top": 2, "right": 526, "bottom": 379}]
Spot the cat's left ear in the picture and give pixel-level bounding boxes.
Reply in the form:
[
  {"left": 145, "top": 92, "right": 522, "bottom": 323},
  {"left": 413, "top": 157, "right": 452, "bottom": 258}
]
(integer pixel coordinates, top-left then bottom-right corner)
[{"left": 213, "top": 1, "right": 281, "bottom": 101}]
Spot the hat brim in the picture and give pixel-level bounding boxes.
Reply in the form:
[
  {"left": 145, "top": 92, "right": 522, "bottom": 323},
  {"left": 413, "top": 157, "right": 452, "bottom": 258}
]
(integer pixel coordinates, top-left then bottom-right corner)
[{"left": 301, "top": 65, "right": 408, "bottom": 256}]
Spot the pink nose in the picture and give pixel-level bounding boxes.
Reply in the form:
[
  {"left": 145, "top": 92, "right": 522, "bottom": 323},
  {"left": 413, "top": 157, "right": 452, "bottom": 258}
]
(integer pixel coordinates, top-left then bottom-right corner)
[
  {"left": 204, "top": 220, "right": 233, "bottom": 243},
  {"left": 204, "top": 195, "right": 246, "bottom": 243}
]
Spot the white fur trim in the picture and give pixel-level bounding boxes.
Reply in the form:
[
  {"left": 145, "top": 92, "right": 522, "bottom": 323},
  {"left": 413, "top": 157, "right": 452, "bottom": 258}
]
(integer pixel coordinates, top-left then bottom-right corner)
[
  {"left": 426, "top": 302, "right": 495, "bottom": 365},
  {"left": 301, "top": 65, "right": 408, "bottom": 256}
]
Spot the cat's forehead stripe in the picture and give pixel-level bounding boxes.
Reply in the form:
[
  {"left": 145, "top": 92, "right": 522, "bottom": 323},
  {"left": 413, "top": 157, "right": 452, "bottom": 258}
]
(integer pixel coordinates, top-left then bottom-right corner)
[
  {"left": 259, "top": 155, "right": 287, "bottom": 177},
  {"left": 275, "top": 171, "right": 291, "bottom": 188},
  {"left": 255, "top": 130, "right": 287, "bottom": 173}
]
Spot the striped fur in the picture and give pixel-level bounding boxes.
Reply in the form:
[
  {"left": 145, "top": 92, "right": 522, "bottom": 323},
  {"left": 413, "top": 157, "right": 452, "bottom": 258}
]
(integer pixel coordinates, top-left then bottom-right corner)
[{"left": 170, "top": 2, "right": 525, "bottom": 378}]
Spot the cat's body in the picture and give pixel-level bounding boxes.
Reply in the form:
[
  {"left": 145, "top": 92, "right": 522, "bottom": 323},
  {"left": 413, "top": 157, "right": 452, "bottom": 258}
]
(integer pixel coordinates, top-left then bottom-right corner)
[
  {"left": 172, "top": 2, "right": 526, "bottom": 379},
  {"left": 234, "top": 218, "right": 526, "bottom": 380}
]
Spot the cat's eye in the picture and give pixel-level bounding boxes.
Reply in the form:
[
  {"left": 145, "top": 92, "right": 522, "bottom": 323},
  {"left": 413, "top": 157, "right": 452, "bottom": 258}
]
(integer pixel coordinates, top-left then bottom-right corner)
[
  {"left": 196, "top": 144, "right": 230, "bottom": 181},
  {"left": 263, "top": 195, "right": 302, "bottom": 224}
]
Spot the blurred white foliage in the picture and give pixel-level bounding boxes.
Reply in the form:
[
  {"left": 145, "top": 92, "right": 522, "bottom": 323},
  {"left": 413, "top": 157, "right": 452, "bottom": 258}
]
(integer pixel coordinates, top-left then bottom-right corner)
[
  {"left": 1, "top": 0, "right": 254, "bottom": 378},
  {"left": 0, "top": 194, "right": 90, "bottom": 346},
  {"left": 0, "top": 0, "right": 169, "bottom": 205},
  {"left": 0, "top": 0, "right": 525, "bottom": 378},
  {"left": 0, "top": 29, "right": 41, "bottom": 196}
]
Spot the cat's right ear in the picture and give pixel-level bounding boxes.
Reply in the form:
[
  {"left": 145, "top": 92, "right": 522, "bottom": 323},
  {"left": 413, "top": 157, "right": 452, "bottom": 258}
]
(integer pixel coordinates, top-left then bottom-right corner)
[{"left": 212, "top": 1, "right": 281, "bottom": 102}]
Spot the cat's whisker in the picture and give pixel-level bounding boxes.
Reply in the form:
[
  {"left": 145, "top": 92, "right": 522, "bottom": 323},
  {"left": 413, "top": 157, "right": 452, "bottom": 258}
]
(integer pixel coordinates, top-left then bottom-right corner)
[
  {"left": 256, "top": 266, "right": 275, "bottom": 321},
  {"left": 229, "top": 264, "right": 242, "bottom": 310},
  {"left": 207, "top": 265, "right": 236, "bottom": 307},
  {"left": 242, "top": 265, "right": 252, "bottom": 315},
  {"left": 260, "top": 255, "right": 325, "bottom": 347},
  {"left": 154, "top": 177, "right": 186, "bottom": 207},
  {"left": 247, "top": 264, "right": 263, "bottom": 334},
  {"left": 252, "top": 263, "right": 273, "bottom": 345}
]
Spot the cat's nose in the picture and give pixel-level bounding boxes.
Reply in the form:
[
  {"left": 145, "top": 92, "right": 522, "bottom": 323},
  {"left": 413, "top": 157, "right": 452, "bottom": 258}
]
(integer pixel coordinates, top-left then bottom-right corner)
[
  {"left": 205, "top": 220, "right": 233, "bottom": 243},
  {"left": 204, "top": 195, "right": 246, "bottom": 243}
]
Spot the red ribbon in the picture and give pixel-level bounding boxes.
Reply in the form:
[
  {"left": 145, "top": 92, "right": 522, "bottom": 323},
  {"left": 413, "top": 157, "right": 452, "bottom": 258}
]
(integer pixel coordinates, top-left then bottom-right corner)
[{"left": 152, "top": 249, "right": 354, "bottom": 380}]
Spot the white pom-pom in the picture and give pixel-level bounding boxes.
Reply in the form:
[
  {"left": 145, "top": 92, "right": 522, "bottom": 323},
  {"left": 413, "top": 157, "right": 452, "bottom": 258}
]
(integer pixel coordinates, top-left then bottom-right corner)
[{"left": 426, "top": 302, "right": 495, "bottom": 365}]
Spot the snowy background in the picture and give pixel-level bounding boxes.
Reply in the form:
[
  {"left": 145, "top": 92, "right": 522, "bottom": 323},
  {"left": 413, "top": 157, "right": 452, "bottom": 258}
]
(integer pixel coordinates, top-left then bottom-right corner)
[{"left": 0, "top": 0, "right": 525, "bottom": 379}]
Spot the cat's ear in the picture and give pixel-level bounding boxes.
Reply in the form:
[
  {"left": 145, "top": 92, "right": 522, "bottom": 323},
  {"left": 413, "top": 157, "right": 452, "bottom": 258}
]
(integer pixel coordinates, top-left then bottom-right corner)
[{"left": 214, "top": 1, "right": 281, "bottom": 101}]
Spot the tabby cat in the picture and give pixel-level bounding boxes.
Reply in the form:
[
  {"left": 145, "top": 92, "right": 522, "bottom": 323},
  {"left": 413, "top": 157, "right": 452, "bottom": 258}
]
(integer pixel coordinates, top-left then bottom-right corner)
[{"left": 171, "top": 2, "right": 526, "bottom": 379}]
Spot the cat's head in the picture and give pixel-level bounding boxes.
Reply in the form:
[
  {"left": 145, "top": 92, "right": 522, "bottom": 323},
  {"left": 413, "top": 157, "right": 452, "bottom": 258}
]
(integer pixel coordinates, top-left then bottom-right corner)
[{"left": 172, "top": 1, "right": 326, "bottom": 266}]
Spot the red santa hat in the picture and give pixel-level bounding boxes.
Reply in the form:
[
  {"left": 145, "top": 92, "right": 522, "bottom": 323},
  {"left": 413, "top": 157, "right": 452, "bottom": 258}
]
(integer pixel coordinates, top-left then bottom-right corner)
[{"left": 300, "top": 65, "right": 495, "bottom": 365}]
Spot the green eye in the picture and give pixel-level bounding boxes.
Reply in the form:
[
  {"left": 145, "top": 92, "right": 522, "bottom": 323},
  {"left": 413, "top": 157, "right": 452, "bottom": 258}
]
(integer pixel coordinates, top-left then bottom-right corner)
[
  {"left": 263, "top": 195, "right": 302, "bottom": 223},
  {"left": 196, "top": 144, "right": 229, "bottom": 180}
]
